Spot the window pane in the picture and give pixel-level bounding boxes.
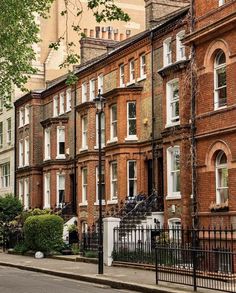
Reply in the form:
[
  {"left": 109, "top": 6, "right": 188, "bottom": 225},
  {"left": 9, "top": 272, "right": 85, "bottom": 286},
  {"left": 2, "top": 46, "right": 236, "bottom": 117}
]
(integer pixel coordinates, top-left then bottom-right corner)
[
  {"left": 112, "top": 164, "right": 117, "bottom": 179},
  {"left": 218, "top": 168, "right": 228, "bottom": 187},
  {"left": 129, "top": 120, "right": 136, "bottom": 135},
  {"left": 173, "top": 151, "right": 180, "bottom": 171},
  {"left": 218, "top": 87, "right": 227, "bottom": 107},
  {"left": 171, "top": 101, "right": 179, "bottom": 118},
  {"left": 112, "top": 106, "right": 117, "bottom": 121},
  {"left": 113, "top": 121, "right": 117, "bottom": 137},
  {"left": 129, "top": 161, "right": 135, "bottom": 178},
  {"left": 129, "top": 180, "right": 136, "bottom": 197},
  {"left": 217, "top": 68, "right": 226, "bottom": 87},
  {"left": 128, "top": 103, "right": 136, "bottom": 118},
  {"left": 173, "top": 172, "right": 180, "bottom": 192}
]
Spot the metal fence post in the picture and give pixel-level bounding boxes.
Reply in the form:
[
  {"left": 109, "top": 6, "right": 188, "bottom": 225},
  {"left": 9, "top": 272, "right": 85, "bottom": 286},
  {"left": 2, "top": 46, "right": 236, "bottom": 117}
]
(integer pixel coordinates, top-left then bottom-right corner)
[
  {"left": 155, "top": 246, "right": 159, "bottom": 285},
  {"left": 192, "top": 228, "right": 197, "bottom": 291}
]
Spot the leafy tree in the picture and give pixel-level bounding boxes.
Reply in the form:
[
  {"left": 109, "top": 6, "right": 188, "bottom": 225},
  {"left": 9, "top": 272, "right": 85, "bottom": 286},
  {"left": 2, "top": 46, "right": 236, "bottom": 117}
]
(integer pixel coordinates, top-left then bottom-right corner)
[
  {"left": 0, "top": 0, "right": 130, "bottom": 104},
  {"left": 0, "top": 194, "right": 23, "bottom": 223}
]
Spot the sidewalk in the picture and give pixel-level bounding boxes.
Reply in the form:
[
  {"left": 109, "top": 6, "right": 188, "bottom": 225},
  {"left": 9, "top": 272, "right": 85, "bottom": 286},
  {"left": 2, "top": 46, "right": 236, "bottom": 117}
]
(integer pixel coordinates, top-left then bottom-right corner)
[{"left": 0, "top": 252, "right": 211, "bottom": 293}]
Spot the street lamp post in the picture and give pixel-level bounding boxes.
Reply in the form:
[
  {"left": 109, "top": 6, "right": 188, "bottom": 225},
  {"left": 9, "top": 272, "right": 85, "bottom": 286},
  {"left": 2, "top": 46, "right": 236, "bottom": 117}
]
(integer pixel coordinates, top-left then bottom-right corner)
[{"left": 94, "top": 90, "right": 105, "bottom": 275}]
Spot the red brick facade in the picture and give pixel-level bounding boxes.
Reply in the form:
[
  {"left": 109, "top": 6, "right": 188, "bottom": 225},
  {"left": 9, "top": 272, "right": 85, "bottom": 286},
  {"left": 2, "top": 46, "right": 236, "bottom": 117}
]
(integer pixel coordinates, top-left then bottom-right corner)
[{"left": 14, "top": 1, "right": 236, "bottom": 231}]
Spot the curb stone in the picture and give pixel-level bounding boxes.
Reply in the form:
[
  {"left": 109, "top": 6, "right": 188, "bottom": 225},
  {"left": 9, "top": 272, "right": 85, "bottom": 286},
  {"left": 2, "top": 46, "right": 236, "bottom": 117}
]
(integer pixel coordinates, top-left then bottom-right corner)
[{"left": 0, "top": 261, "right": 190, "bottom": 293}]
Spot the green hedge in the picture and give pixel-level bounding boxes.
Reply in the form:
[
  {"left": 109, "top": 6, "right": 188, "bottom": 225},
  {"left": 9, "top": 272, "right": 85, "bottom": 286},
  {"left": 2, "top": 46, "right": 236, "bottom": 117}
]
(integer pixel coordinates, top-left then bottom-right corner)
[{"left": 23, "top": 214, "right": 63, "bottom": 253}]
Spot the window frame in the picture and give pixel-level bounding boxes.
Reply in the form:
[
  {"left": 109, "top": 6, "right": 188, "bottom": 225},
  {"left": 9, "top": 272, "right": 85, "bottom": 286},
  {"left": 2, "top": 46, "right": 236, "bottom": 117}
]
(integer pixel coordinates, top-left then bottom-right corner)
[
  {"left": 139, "top": 54, "right": 146, "bottom": 79},
  {"left": 24, "top": 178, "right": 30, "bottom": 210},
  {"left": 214, "top": 50, "right": 227, "bottom": 110},
  {"left": 127, "top": 160, "right": 137, "bottom": 198},
  {"left": 126, "top": 101, "right": 137, "bottom": 139},
  {"left": 82, "top": 167, "right": 88, "bottom": 204},
  {"left": 53, "top": 95, "right": 59, "bottom": 117},
  {"left": 110, "top": 161, "right": 118, "bottom": 200},
  {"left": 19, "top": 107, "right": 25, "bottom": 127},
  {"left": 66, "top": 88, "right": 72, "bottom": 112},
  {"left": 166, "top": 79, "right": 180, "bottom": 127},
  {"left": 95, "top": 166, "right": 105, "bottom": 203},
  {"left": 129, "top": 59, "right": 135, "bottom": 84},
  {"left": 44, "top": 173, "right": 51, "bottom": 209},
  {"left": 1, "top": 162, "right": 10, "bottom": 188},
  {"left": 56, "top": 126, "right": 66, "bottom": 159},
  {"left": 24, "top": 136, "right": 29, "bottom": 166},
  {"left": 215, "top": 151, "right": 228, "bottom": 205},
  {"left": 110, "top": 104, "right": 118, "bottom": 141},
  {"left": 81, "top": 115, "right": 88, "bottom": 150},
  {"left": 59, "top": 92, "right": 65, "bottom": 115},
  {"left": 167, "top": 146, "right": 181, "bottom": 199},
  {"left": 163, "top": 37, "right": 172, "bottom": 67},
  {"left": 82, "top": 82, "right": 87, "bottom": 103},
  {"left": 19, "top": 139, "right": 24, "bottom": 167},
  {"left": 44, "top": 127, "right": 51, "bottom": 160},
  {"left": 57, "top": 173, "right": 65, "bottom": 208},
  {"left": 95, "top": 112, "right": 105, "bottom": 148},
  {"left": 119, "top": 64, "right": 125, "bottom": 87},
  {"left": 6, "top": 118, "right": 11, "bottom": 144},
  {"left": 98, "top": 74, "right": 104, "bottom": 94},
  {"left": 89, "top": 79, "right": 96, "bottom": 101},
  {"left": 219, "top": 0, "right": 225, "bottom": 6},
  {"left": 18, "top": 179, "right": 24, "bottom": 202},
  {"left": 25, "top": 104, "right": 30, "bottom": 125},
  {"left": 176, "top": 31, "right": 186, "bottom": 61}
]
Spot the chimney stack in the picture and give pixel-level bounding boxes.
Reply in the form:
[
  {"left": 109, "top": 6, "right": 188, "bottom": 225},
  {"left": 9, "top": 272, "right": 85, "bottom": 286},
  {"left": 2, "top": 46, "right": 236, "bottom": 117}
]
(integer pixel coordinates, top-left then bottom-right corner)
[{"left": 144, "top": 0, "right": 190, "bottom": 29}]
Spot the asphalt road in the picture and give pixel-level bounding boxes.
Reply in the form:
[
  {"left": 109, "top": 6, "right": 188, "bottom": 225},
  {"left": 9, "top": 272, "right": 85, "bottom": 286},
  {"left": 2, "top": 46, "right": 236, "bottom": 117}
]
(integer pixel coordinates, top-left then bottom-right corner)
[{"left": 0, "top": 266, "right": 137, "bottom": 293}]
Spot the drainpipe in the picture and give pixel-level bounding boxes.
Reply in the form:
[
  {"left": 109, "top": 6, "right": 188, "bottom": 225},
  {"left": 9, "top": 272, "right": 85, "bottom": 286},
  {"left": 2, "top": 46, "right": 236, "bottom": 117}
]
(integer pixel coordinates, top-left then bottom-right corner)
[
  {"left": 14, "top": 106, "right": 17, "bottom": 196},
  {"left": 73, "top": 84, "right": 77, "bottom": 215},
  {"left": 150, "top": 30, "right": 156, "bottom": 192},
  {"left": 190, "top": 0, "right": 198, "bottom": 229}
]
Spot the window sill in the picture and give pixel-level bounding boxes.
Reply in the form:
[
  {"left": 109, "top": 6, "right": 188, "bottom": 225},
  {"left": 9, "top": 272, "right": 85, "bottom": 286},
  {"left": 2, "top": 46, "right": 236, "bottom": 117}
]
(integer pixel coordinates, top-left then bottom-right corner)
[
  {"left": 94, "top": 200, "right": 106, "bottom": 206},
  {"left": 165, "top": 121, "right": 180, "bottom": 128},
  {"left": 24, "top": 122, "right": 29, "bottom": 127},
  {"left": 137, "top": 75, "right": 146, "bottom": 82},
  {"left": 214, "top": 105, "right": 227, "bottom": 111},
  {"left": 44, "top": 157, "right": 51, "bottom": 162},
  {"left": 125, "top": 136, "right": 138, "bottom": 142},
  {"left": 94, "top": 145, "right": 105, "bottom": 150},
  {"left": 56, "top": 155, "right": 66, "bottom": 159},
  {"left": 107, "top": 199, "right": 118, "bottom": 205},
  {"left": 79, "top": 147, "right": 88, "bottom": 153},
  {"left": 119, "top": 83, "right": 125, "bottom": 88},
  {"left": 166, "top": 194, "right": 181, "bottom": 200},
  {"left": 59, "top": 112, "right": 65, "bottom": 116},
  {"left": 107, "top": 138, "right": 118, "bottom": 144},
  {"left": 126, "top": 80, "right": 136, "bottom": 86},
  {"left": 79, "top": 202, "right": 88, "bottom": 207},
  {"left": 176, "top": 56, "right": 186, "bottom": 62}
]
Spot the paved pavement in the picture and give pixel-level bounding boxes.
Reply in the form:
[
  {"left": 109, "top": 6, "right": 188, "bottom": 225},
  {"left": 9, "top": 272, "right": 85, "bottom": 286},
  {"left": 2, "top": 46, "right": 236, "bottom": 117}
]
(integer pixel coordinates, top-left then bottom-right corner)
[
  {"left": 0, "top": 266, "right": 136, "bottom": 293},
  {"left": 0, "top": 252, "right": 217, "bottom": 293}
]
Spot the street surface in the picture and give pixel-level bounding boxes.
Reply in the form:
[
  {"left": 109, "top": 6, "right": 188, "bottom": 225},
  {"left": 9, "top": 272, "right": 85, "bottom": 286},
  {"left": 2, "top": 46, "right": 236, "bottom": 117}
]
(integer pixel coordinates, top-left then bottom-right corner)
[{"left": 0, "top": 266, "right": 137, "bottom": 293}]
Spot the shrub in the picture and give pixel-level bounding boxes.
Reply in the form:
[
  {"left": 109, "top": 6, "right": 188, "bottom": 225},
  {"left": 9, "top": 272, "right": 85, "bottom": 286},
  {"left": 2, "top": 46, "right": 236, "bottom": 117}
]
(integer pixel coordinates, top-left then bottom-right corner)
[
  {"left": 84, "top": 250, "right": 98, "bottom": 258},
  {"left": 0, "top": 194, "right": 23, "bottom": 223},
  {"left": 24, "top": 214, "right": 64, "bottom": 253},
  {"left": 13, "top": 242, "right": 28, "bottom": 254},
  {"left": 71, "top": 243, "right": 80, "bottom": 255}
]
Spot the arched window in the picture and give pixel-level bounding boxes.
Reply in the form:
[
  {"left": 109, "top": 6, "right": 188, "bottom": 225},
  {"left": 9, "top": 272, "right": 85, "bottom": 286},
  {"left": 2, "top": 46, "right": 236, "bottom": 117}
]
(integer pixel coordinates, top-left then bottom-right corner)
[
  {"left": 214, "top": 50, "right": 226, "bottom": 109},
  {"left": 215, "top": 151, "right": 228, "bottom": 204}
]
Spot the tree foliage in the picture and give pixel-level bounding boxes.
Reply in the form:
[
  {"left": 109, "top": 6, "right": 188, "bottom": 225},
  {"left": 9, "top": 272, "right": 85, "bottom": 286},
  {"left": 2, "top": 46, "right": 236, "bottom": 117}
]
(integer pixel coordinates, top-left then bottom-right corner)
[
  {"left": 0, "top": 0, "right": 130, "bottom": 103},
  {"left": 0, "top": 194, "right": 23, "bottom": 223}
]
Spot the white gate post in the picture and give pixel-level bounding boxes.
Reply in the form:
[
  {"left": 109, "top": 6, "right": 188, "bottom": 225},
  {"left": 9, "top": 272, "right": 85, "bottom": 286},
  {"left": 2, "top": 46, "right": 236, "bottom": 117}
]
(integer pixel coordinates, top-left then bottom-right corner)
[{"left": 103, "top": 217, "right": 120, "bottom": 266}]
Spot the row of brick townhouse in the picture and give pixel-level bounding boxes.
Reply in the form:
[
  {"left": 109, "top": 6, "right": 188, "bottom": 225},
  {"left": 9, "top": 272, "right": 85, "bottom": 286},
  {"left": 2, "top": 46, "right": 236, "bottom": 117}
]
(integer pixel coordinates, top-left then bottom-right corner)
[{"left": 14, "top": 0, "right": 236, "bottom": 231}]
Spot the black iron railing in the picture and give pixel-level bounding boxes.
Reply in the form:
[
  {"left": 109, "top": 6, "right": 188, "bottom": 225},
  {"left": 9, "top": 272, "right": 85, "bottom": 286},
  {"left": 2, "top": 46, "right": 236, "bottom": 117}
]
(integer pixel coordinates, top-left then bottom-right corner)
[
  {"left": 113, "top": 225, "right": 160, "bottom": 265},
  {"left": 155, "top": 226, "right": 236, "bottom": 292}
]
